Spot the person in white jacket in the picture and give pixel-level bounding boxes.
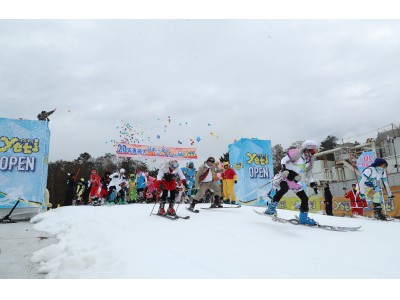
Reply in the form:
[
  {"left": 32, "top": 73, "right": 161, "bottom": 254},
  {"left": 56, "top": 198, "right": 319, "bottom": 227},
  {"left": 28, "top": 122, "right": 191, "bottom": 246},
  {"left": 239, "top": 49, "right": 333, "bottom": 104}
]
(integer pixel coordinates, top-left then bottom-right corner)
[
  {"left": 359, "top": 158, "right": 393, "bottom": 220},
  {"left": 265, "top": 140, "right": 320, "bottom": 225}
]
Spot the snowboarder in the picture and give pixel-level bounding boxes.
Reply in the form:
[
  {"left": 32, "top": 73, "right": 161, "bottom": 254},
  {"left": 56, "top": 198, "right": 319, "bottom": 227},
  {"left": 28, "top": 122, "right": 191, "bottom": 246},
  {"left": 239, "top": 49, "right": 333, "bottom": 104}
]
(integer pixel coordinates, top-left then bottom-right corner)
[
  {"left": 221, "top": 161, "right": 238, "bottom": 204},
  {"left": 37, "top": 108, "right": 56, "bottom": 121},
  {"left": 189, "top": 156, "right": 222, "bottom": 211},
  {"left": 264, "top": 140, "right": 320, "bottom": 225},
  {"left": 358, "top": 158, "right": 394, "bottom": 220},
  {"left": 156, "top": 160, "right": 187, "bottom": 216}
]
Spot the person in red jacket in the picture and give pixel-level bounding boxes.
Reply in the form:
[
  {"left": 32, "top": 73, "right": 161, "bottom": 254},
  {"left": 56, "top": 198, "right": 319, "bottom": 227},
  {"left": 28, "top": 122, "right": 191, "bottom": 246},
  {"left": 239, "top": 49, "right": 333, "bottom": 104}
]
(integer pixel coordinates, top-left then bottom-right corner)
[
  {"left": 89, "top": 170, "right": 101, "bottom": 203},
  {"left": 221, "top": 161, "right": 238, "bottom": 204},
  {"left": 156, "top": 160, "right": 187, "bottom": 216},
  {"left": 344, "top": 183, "right": 368, "bottom": 216}
]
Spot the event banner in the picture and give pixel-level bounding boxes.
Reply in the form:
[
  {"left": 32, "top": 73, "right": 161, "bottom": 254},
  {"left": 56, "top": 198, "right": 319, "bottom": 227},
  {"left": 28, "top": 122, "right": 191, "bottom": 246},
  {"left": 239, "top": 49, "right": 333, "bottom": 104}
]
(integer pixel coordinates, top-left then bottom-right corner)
[
  {"left": 228, "top": 138, "right": 274, "bottom": 206},
  {"left": 0, "top": 118, "right": 50, "bottom": 211},
  {"left": 356, "top": 151, "right": 375, "bottom": 174},
  {"left": 116, "top": 143, "right": 197, "bottom": 159}
]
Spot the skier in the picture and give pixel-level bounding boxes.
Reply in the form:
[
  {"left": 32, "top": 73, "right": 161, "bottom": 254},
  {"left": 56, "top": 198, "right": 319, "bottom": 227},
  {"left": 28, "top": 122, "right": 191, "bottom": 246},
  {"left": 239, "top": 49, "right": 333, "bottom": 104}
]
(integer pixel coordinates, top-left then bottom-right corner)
[
  {"left": 37, "top": 108, "right": 56, "bottom": 121},
  {"left": 344, "top": 183, "right": 367, "bottom": 216},
  {"left": 264, "top": 140, "right": 320, "bottom": 225},
  {"left": 221, "top": 161, "right": 238, "bottom": 204},
  {"left": 358, "top": 158, "right": 394, "bottom": 220},
  {"left": 135, "top": 168, "right": 148, "bottom": 202},
  {"left": 88, "top": 170, "right": 101, "bottom": 204},
  {"left": 75, "top": 178, "right": 87, "bottom": 205},
  {"left": 128, "top": 174, "right": 137, "bottom": 203},
  {"left": 189, "top": 156, "right": 222, "bottom": 211},
  {"left": 156, "top": 160, "right": 187, "bottom": 215},
  {"left": 181, "top": 161, "right": 197, "bottom": 197}
]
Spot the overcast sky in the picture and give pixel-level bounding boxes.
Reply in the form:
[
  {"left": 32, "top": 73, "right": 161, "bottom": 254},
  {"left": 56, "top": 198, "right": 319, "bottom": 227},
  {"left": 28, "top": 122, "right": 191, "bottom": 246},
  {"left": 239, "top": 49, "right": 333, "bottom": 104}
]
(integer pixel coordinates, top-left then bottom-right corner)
[{"left": 1, "top": 19, "right": 400, "bottom": 165}]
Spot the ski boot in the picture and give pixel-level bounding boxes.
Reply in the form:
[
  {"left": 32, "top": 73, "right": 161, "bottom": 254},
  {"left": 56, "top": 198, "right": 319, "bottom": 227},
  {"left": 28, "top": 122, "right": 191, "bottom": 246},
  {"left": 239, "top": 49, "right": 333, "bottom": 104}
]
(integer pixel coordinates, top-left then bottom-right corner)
[
  {"left": 223, "top": 199, "right": 230, "bottom": 204},
  {"left": 299, "top": 212, "right": 317, "bottom": 226},
  {"left": 230, "top": 200, "right": 236, "bottom": 205},
  {"left": 210, "top": 196, "right": 223, "bottom": 208},
  {"left": 373, "top": 203, "right": 387, "bottom": 221},
  {"left": 188, "top": 200, "right": 197, "bottom": 212},
  {"left": 167, "top": 204, "right": 176, "bottom": 216},
  {"left": 264, "top": 201, "right": 278, "bottom": 215},
  {"left": 158, "top": 203, "right": 166, "bottom": 215}
]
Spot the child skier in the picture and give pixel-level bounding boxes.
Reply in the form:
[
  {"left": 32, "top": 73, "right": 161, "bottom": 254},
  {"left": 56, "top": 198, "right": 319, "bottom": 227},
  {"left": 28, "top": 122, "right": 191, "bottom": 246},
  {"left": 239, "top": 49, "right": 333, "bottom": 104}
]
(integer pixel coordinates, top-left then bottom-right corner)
[
  {"left": 265, "top": 140, "right": 320, "bottom": 225},
  {"left": 156, "top": 160, "right": 187, "bottom": 216},
  {"left": 358, "top": 158, "right": 394, "bottom": 220}
]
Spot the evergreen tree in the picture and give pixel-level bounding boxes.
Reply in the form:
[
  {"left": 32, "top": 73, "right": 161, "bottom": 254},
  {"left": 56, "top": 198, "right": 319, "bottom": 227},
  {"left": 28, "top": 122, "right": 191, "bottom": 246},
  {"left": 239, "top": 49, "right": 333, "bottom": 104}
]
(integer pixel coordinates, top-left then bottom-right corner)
[{"left": 272, "top": 144, "right": 285, "bottom": 174}]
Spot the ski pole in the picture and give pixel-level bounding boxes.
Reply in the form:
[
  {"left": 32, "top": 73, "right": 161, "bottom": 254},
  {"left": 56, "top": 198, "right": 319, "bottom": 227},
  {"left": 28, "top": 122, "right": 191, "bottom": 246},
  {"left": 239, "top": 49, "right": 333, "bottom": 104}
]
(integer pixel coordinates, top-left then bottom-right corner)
[{"left": 149, "top": 189, "right": 161, "bottom": 216}]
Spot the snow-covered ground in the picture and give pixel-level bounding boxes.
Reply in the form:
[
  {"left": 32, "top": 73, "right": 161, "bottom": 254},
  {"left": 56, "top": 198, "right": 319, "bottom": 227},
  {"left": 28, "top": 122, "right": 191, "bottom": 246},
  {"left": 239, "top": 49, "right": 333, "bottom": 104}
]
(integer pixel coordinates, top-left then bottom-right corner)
[{"left": 29, "top": 203, "right": 400, "bottom": 279}]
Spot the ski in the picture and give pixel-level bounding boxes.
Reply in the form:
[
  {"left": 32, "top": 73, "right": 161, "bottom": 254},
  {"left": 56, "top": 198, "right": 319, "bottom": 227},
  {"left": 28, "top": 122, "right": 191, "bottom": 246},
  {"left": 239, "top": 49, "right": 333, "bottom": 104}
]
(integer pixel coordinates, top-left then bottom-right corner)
[
  {"left": 254, "top": 210, "right": 361, "bottom": 232},
  {"left": 253, "top": 209, "right": 289, "bottom": 223},
  {"left": 186, "top": 207, "right": 200, "bottom": 213},
  {"left": 151, "top": 213, "right": 189, "bottom": 220},
  {"left": 201, "top": 204, "right": 241, "bottom": 210}
]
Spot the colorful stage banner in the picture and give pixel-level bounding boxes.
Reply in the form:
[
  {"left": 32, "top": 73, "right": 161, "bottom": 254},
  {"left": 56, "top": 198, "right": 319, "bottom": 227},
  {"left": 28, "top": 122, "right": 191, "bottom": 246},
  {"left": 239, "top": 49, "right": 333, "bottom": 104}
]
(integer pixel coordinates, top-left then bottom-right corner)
[
  {"left": 356, "top": 151, "right": 375, "bottom": 174},
  {"left": 0, "top": 118, "right": 50, "bottom": 213},
  {"left": 116, "top": 143, "right": 197, "bottom": 159},
  {"left": 228, "top": 138, "right": 274, "bottom": 206}
]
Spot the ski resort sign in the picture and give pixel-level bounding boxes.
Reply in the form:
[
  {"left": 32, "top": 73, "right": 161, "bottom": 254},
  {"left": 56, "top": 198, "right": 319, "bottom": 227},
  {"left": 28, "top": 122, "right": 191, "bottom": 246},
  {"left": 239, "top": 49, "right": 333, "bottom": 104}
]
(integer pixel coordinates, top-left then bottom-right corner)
[
  {"left": 0, "top": 117, "right": 50, "bottom": 215},
  {"left": 116, "top": 142, "right": 198, "bottom": 159},
  {"left": 228, "top": 138, "right": 274, "bottom": 206}
]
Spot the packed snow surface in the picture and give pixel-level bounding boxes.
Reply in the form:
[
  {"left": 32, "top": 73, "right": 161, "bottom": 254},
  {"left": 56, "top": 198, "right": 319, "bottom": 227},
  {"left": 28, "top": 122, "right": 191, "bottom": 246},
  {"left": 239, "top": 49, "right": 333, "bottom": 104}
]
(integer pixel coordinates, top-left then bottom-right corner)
[{"left": 30, "top": 204, "right": 400, "bottom": 279}]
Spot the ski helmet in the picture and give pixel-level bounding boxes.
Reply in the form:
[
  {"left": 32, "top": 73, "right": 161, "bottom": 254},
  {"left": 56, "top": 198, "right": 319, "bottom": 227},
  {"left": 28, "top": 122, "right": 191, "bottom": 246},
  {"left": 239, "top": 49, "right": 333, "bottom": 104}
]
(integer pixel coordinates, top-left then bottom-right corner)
[
  {"left": 120, "top": 168, "right": 125, "bottom": 173},
  {"left": 301, "top": 140, "right": 319, "bottom": 154},
  {"left": 371, "top": 158, "right": 388, "bottom": 168},
  {"left": 188, "top": 161, "right": 194, "bottom": 168},
  {"left": 169, "top": 160, "right": 179, "bottom": 169}
]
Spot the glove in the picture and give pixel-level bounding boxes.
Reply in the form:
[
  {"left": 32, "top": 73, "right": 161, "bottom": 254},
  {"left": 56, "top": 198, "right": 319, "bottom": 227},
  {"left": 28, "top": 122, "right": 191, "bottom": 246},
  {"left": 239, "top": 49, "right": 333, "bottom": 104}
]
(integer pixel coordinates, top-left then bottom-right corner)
[
  {"left": 159, "top": 183, "right": 165, "bottom": 191},
  {"left": 183, "top": 181, "right": 189, "bottom": 189},
  {"left": 313, "top": 188, "right": 318, "bottom": 194},
  {"left": 310, "top": 182, "right": 318, "bottom": 194},
  {"left": 360, "top": 194, "right": 366, "bottom": 199},
  {"left": 234, "top": 180, "right": 237, "bottom": 184}
]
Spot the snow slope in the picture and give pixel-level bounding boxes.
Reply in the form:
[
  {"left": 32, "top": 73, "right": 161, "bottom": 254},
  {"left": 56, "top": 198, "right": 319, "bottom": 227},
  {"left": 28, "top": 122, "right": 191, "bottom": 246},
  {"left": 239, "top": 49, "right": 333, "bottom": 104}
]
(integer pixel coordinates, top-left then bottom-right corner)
[{"left": 30, "top": 203, "right": 400, "bottom": 279}]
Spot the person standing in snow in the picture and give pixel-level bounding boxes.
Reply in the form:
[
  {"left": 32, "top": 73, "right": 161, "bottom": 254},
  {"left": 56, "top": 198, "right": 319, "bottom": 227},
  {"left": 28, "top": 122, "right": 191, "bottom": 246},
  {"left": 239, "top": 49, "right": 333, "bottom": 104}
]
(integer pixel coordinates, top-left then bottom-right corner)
[
  {"left": 323, "top": 182, "right": 333, "bottom": 216},
  {"left": 156, "top": 160, "right": 188, "bottom": 215},
  {"left": 75, "top": 178, "right": 87, "bottom": 205},
  {"left": 265, "top": 140, "right": 320, "bottom": 225},
  {"left": 221, "top": 161, "right": 238, "bottom": 204},
  {"left": 189, "top": 156, "right": 222, "bottom": 211},
  {"left": 88, "top": 170, "right": 101, "bottom": 204},
  {"left": 63, "top": 173, "right": 76, "bottom": 206},
  {"left": 181, "top": 161, "right": 197, "bottom": 197},
  {"left": 358, "top": 158, "right": 394, "bottom": 220},
  {"left": 344, "top": 183, "right": 367, "bottom": 216},
  {"left": 135, "top": 168, "right": 148, "bottom": 202}
]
